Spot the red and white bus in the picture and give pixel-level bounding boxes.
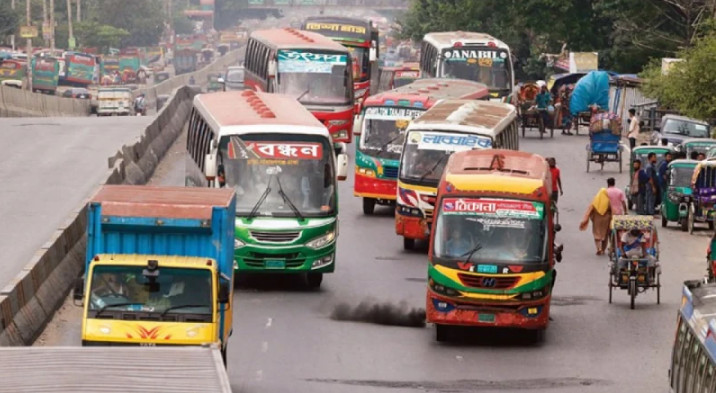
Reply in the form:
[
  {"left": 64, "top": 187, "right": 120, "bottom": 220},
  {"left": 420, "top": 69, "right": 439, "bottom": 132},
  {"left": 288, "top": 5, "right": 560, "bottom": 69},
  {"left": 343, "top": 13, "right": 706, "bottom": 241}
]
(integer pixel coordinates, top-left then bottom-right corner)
[
  {"left": 377, "top": 63, "right": 421, "bottom": 92},
  {"left": 245, "top": 28, "right": 355, "bottom": 145},
  {"left": 302, "top": 17, "right": 378, "bottom": 108}
]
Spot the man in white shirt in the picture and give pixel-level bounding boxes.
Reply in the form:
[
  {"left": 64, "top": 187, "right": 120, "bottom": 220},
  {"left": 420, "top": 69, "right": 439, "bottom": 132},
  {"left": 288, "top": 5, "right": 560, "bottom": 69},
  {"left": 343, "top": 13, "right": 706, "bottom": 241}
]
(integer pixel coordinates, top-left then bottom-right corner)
[{"left": 627, "top": 108, "right": 640, "bottom": 149}]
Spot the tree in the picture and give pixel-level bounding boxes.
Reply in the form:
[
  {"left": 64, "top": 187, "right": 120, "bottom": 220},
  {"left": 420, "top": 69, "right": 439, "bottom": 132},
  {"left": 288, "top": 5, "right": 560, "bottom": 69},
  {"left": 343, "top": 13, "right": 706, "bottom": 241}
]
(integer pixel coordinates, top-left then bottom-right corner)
[
  {"left": 0, "top": 3, "right": 20, "bottom": 39},
  {"left": 640, "top": 33, "right": 716, "bottom": 120},
  {"left": 74, "top": 21, "right": 129, "bottom": 51},
  {"left": 94, "top": 0, "right": 165, "bottom": 47}
]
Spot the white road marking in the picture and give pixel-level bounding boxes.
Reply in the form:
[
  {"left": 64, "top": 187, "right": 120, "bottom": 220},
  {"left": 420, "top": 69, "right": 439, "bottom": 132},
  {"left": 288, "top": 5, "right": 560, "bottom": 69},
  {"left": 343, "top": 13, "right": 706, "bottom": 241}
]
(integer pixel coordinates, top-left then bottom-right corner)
[
  {"left": 266, "top": 317, "right": 272, "bottom": 328},
  {"left": 262, "top": 341, "right": 269, "bottom": 353},
  {"left": 256, "top": 370, "right": 263, "bottom": 381}
]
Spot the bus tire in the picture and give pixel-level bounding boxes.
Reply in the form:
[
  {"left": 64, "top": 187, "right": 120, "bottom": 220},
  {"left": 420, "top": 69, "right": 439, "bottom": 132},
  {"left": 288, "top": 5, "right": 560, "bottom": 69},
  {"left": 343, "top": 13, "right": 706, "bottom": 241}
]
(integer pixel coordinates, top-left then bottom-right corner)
[
  {"left": 403, "top": 237, "right": 415, "bottom": 250},
  {"left": 305, "top": 273, "right": 323, "bottom": 289},
  {"left": 436, "top": 324, "right": 449, "bottom": 342},
  {"left": 221, "top": 344, "right": 228, "bottom": 366},
  {"left": 530, "top": 329, "right": 545, "bottom": 344},
  {"left": 363, "top": 198, "right": 376, "bottom": 215}
]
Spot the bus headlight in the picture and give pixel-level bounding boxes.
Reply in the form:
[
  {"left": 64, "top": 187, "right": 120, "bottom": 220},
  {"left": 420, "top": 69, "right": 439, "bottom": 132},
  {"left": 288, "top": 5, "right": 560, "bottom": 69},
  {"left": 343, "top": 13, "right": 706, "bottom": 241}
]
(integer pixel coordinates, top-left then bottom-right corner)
[
  {"left": 397, "top": 204, "right": 423, "bottom": 217},
  {"left": 306, "top": 230, "right": 336, "bottom": 249},
  {"left": 234, "top": 238, "right": 245, "bottom": 249},
  {"left": 334, "top": 129, "right": 349, "bottom": 140},
  {"left": 357, "top": 167, "right": 376, "bottom": 177},
  {"left": 429, "top": 279, "right": 460, "bottom": 297},
  {"left": 520, "top": 287, "right": 549, "bottom": 300}
]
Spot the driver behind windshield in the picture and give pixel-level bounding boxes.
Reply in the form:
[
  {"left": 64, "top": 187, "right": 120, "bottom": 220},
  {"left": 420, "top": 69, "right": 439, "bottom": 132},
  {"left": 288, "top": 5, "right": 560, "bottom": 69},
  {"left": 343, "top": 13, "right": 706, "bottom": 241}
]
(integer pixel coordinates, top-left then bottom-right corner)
[{"left": 445, "top": 226, "right": 473, "bottom": 257}]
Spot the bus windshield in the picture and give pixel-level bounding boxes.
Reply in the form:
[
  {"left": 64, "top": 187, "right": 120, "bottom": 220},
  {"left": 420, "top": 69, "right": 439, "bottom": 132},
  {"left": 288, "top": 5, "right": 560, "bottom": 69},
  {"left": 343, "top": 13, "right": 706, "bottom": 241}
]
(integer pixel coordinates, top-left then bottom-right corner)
[
  {"left": 433, "top": 198, "right": 546, "bottom": 266},
  {"left": 360, "top": 107, "right": 424, "bottom": 160},
  {"left": 399, "top": 130, "right": 492, "bottom": 185},
  {"left": 346, "top": 46, "right": 369, "bottom": 80},
  {"left": 277, "top": 49, "right": 351, "bottom": 106},
  {"left": 219, "top": 134, "right": 336, "bottom": 218},
  {"left": 441, "top": 47, "right": 511, "bottom": 91}
]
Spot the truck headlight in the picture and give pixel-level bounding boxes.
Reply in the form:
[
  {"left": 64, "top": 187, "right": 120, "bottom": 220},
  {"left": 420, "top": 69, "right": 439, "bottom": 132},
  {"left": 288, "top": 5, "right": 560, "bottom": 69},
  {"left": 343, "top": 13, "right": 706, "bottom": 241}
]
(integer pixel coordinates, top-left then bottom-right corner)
[
  {"left": 234, "top": 238, "right": 245, "bottom": 249},
  {"left": 306, "top": 230, "right": 336, "bottom": 249}
]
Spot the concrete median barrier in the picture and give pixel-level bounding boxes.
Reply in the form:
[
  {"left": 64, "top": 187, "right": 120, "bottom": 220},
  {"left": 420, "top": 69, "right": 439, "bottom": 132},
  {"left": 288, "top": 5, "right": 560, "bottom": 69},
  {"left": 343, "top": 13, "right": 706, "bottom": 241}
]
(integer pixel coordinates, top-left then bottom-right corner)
[{"left": 0, "top": 83, "right": 199, "bottom": 346}]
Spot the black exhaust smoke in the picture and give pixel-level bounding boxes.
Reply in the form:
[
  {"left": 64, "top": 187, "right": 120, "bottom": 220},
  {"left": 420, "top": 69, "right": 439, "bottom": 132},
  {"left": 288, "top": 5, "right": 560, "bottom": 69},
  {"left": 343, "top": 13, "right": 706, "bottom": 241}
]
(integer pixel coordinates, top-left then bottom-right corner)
[{"left": 330, "top": 299, "right": 426, "bottom": 327}]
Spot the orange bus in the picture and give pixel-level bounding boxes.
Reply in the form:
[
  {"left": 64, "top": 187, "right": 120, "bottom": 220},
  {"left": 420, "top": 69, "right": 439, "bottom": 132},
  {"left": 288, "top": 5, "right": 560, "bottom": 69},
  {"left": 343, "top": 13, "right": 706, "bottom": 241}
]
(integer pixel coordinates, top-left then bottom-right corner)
[
  {"left": 244, "top": 28, "right": 355, "bottom": 146},
  {"left": 377, "top": 64, "right": 420, "bottom": 92},
  {"left": 354, "top": 79, "right": 489, "bottom": 215},
  {"left": 427, "top": 149, "right": 557, "bottom": 341}
]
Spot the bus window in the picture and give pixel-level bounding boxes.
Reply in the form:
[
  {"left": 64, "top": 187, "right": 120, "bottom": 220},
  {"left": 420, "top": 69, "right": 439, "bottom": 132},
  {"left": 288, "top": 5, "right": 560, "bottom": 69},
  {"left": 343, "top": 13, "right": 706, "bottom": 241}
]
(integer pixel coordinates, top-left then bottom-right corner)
[
  {"left": 685, "top": 337, "right": 701, "bottom": 391},
  {"left": 673, "top": 318, "right": 687, "bottom": 388},
  {"left": 680, "top": 330, "right": 694, "bottom": 390},
  {"left": 695, "top": 351, "right": 707, "bottom": 392},
  {"left": 705, "top": 363, "right": 716, "bottom": 393}
]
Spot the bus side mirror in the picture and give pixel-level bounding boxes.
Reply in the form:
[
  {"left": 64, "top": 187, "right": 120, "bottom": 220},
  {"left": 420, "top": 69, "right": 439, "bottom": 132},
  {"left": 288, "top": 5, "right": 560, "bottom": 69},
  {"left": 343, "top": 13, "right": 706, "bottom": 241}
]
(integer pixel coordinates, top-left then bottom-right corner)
[
  {"left": 369, "top": 47, "right": 377, "bottom": 62},
  {"left": 336, "top": 153, "right": 348, "bottom": 181},
  {"left": 205, "top": 153, "right": 218, "bottom": 180},
  {"left": 353, "top": 115, "right": 363, "bottom": 136},
  {"left": 72, "top": 277, "right": 84, "bottom": 303},
  {"left": 218, "top": 282, "right": 231, "bottom": 304}
]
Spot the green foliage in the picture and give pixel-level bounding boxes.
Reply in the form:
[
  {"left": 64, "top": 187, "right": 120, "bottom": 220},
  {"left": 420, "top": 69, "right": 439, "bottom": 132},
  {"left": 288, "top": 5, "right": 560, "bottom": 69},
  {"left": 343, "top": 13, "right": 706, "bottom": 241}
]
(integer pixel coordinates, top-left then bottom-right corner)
[
  {"left": 173, "top": 14, "right": 194, "bottom": 35},
  {"left": 74, "top": 21, "right": 129, "bottom": 51},
  {"left": 641, "top": 34, "right": 716, "bottom": 121},
  {"left": 0, "top": 2, "right": 20, "bottom": 39},
  {"left": 94, "top": 0, "right": 165, "bottom": 47}
]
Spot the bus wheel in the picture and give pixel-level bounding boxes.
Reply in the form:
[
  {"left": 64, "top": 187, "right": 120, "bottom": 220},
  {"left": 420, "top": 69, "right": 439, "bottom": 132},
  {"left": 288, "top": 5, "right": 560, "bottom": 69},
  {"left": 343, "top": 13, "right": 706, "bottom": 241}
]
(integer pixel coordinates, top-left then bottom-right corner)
[
  {"left": 436, "top": 325, "right": 449, "bottom": 342},
  {"left": 221, "top": 344, "right": 228, "bottom": 366},
  {"left": 363, "top": 198, "right": 376, "bottom": 215},
  {"left": 529, "top": 329, "right": 545, "bottom": 344},
  {"left": 403, "top": 237, "right": 415, "bottom": 250},
  {"left": 305, "top": 273, "right": 323, "bottom": 289}
]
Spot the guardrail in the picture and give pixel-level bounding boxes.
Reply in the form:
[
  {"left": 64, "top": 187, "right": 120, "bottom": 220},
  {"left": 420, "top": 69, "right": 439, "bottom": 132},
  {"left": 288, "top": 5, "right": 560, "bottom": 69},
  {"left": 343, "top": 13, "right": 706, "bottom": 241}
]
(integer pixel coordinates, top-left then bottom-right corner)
[{"left": 0, "top": 84, "right": 198, "bottom": 345}]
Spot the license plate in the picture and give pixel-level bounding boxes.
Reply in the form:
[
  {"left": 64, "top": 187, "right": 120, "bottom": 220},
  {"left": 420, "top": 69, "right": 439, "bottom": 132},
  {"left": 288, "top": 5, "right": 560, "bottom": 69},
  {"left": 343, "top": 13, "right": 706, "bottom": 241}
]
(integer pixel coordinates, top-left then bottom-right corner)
[
  {"left": 477, "top": 264, "right": 498, "bottom": 274},
  {"left": 265, "top": 260, "right": 285, "bottom": 269},
  {"left": 478, "top": 313, "right": 496, "bottom": 323}
]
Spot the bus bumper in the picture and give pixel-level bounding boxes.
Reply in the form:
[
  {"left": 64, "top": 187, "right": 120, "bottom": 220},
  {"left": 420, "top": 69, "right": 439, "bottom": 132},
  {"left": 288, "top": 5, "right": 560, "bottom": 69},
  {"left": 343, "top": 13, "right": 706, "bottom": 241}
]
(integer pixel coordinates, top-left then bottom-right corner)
[
  {"left": 395, "top": 212, "right": 429, "bottom": 240},
  {"left": 354, "top": 174, "right": 397, "bottom": 201},
  {"left": 234, "top": 245, "right": 336, "bottom": 274},
  {"left": 426, "top": 290, "right": 550, "bottom": 330}
]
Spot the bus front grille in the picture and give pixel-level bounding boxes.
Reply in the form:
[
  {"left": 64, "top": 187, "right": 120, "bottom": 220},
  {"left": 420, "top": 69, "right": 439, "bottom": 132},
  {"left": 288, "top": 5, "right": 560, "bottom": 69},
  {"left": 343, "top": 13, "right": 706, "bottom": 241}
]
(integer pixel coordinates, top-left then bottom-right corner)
[
  {"left": 458, "top": 274, "right": 520, "bottom": 290},
  {"left": 250, "top": 231, "right": 301, "bottom": 243}
]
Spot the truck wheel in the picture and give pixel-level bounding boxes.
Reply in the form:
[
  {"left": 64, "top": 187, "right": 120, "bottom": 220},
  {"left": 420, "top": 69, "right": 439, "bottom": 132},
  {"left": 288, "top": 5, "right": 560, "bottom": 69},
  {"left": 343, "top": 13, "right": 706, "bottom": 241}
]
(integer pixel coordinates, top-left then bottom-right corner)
[
  {"left": 363, "top": 198, "right": 376, "bottom": 215},
  {"left": 305, "top": 273, "right": 323, "bottom": 289},
  {"left": 403, "top": 237, "right": 415, "bottom": 250},
  {"left": 221, "top": 345, "right": 227, "bottom": 366}
]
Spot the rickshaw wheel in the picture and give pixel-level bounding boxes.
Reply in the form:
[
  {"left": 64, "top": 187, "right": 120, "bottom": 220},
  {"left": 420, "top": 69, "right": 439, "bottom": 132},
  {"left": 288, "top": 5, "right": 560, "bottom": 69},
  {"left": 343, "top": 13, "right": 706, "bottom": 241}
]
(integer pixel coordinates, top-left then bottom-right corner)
[
  {"left": 522, "top": 122, "right": 526, "bottom": 137},
  {"left": 681, "top": 217, "right": 688, "bottom": 232},
  {"left": 661, "top": 215, "right": 667, "bottom": 228},
  {"left": 618, "top": 151, "right": 623, "bottom": 173},
  {"left": 586, "top": 154, "right": 590, "bottom": 172},
  {"left": 688, "top": 205, "right": 696, "bottom": 234},
  {"left": 709, "top": 221, "right": 714, "bottom": 230},
  {"left": 656, "top": 274, "right": 661, "bottom": 304},
  {"left": 629, "top": 280, "right": 637, "bottom": 310},
  {"left": 608, "top": 281, "right": 613, "bottom": 304}
]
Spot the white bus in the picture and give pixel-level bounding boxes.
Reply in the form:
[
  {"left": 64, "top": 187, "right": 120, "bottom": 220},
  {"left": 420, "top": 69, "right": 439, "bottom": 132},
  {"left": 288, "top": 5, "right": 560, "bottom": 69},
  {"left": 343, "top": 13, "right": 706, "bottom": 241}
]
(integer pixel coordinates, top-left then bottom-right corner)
[
  {"left": 186, "top": 90, "right": 348, "bottom": 288},
  {"left": 395, "top": 99, "right": 518, "bottom": 249},
  {"left": 420, "top": 31, "right": 515, "bottom": 101}
]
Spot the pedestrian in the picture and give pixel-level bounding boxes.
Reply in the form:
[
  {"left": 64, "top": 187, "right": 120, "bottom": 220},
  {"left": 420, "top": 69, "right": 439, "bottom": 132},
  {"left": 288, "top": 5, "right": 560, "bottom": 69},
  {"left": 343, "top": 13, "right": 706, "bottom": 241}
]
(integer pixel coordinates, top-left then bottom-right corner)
[
  {"left": 547, "top": 157, "right": 563, "bottom": 203},
  {"left": 627, "top": 108, "right": 640, "bottom": 149},
  {"left": 579, "top": 187, "right": 612, "bottom": 255},
  {"left": 642, "top": 152, "right": 658, "bottom": 215},
  {"left": 630, "top": 159, "right": 642, "bottom": 213},
  {"left": 691, "top": 151, "right": 700, "bottom": 160},
  {"left": 535, "top": 85, "right": 552, "bottom": 134},
  {"left": 698, "top": 152, "right": 706, "bottom": 161},
  {"left": 606, "top": 177, "right": 628, "bottom": 216},
  {"left": 657, "top": 152, "right": 673, "bottom": 206}
]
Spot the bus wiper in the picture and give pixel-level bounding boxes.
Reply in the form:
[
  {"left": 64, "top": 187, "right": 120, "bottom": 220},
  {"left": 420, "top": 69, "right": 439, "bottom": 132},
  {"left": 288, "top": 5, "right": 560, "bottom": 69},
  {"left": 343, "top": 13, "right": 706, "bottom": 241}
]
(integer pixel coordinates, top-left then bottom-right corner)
[
  {"left": 160, "top": 304, "right": 209, "bottom": 318},
  {"left": 419, "top": 154, "right": 448, "bottom": 182},
  {"left": 94, "top": 302, "right": 144, "bottom": 318},
  {"left": 377, "top": 133, "right": 403, "bottom": 156},
  {"left": 461, "top": 244, "right": 483, "bottom": 263},
  {"left": 296, "top": 88, "right": 311, "bottom": 102},
  {"left": 276, "top": 176, "right": 305, "bottom": 221},
  {"left": 248, "top": 176, "right": 273, "bottom": 220}
]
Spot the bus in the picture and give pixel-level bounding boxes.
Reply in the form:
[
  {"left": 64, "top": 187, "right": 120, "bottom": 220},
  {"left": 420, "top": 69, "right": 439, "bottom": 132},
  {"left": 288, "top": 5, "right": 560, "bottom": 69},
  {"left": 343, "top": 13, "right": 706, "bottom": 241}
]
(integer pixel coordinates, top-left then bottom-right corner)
[
  {"left": 354, "top": 79, "right": 490, "bottom": 215},
  {"left": 427, "top": 149, "right": 556, "bottom": 341},
  {"left": 670, "top": 280, "right": 716, "bottom": 392},
  {"left": 302, "top": 16, "right": 379, "bottom": 107},
  {"left": 245, "top": 28, "right": 355, "bottom": 146},
  {"left": 396, "top": 99, "right": 518, "bottom": 250},
  {"left": 185, "top": 90, "right": 349, "bottom": 288},
  {"left": 377, "top": 64, "right": 420, "bottom": 92},
  {"left": 420, "top": 32, "right": 515, "bottom": 100}
]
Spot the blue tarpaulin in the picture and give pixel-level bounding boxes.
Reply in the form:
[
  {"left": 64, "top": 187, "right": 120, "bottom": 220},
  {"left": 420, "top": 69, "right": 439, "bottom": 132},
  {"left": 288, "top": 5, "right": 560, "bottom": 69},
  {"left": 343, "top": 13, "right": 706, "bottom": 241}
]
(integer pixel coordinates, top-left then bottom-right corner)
[{"left": 570, "top": 71, "right": 610, "bottom": 115}]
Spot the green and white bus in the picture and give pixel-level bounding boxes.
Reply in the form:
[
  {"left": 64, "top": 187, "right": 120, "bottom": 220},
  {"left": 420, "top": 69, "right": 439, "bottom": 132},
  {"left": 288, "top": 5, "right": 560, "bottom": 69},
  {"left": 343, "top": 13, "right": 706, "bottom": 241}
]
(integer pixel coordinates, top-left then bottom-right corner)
[{"left": 186, "top": 90, "right": 348, "bottom": 288}]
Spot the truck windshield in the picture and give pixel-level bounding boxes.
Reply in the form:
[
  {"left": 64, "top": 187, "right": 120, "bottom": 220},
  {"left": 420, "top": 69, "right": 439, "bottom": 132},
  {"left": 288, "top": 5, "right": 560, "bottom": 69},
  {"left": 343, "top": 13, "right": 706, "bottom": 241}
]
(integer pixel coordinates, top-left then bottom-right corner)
[
  {"left": 432, "top": 197, "right": 546, "bottom": 266},
  {"left": 88, "top": 265, "right": 212, "bottom": 318},
  {"left": 220, "top": 133, "right": 336, "bottom": 218},
  {"left": 670, "top": 166, "right": 695, "bottom": 188},
  {"left": 277, "top": 49, "right": 351, "bottom": 106},
  {"left": 663, "top": 119, "right": 710, "bottom": 138},
  {"left": 441, "top": 47, "right": 511, "bottom": 92},
  {"left": 360, "top": 106, "right": 424, "bottom": 160},
  {"left": 399, "top": 130, "right": 492, "bottom": 186}
]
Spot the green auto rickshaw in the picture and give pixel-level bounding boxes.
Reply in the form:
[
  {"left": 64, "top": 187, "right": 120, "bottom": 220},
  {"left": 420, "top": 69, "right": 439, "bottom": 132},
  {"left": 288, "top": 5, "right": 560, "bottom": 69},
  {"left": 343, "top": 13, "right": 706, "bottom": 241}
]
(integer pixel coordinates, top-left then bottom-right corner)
[
  {"left": 207, "top": 73, "right": 222, "bottom": 92},
  {"left": 661, "top": 159, "right": 698, "bottom": 230},
  {"left": 678, "top": 138, "right": 716, "bottom": 160},
  {"left": 687, "top": 159, "right": 716, "bottom": 234},
  {"left": 627, "top": 145, "right": 674, "bottom": 210}
]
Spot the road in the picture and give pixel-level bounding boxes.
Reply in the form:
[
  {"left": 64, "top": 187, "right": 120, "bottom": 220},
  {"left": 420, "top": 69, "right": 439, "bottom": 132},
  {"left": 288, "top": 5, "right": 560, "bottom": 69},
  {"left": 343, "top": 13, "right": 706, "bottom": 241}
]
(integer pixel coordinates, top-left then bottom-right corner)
[
  {"left": 0, "top": 116, "right": 152, "bottom": 286},
  {"left": 38, "top": 128, "right": 708, "bottom": 393}
]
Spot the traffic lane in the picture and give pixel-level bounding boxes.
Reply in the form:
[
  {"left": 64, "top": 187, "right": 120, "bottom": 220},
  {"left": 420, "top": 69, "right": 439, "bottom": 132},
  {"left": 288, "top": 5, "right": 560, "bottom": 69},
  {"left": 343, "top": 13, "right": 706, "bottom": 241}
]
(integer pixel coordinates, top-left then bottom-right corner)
[{"left": 0, "top": 116, "right": 152, "bottom": 285}]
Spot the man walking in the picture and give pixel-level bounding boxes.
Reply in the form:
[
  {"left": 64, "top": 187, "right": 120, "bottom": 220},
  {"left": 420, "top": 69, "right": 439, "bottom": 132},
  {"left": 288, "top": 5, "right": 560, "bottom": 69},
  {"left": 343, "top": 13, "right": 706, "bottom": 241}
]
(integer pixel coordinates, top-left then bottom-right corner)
[
  {"left": 606, "top": 177, "right": 628, "bottom": 216},
  {"left": 627, "top": 108, "right": 640, "bottom": 149},
  {"left": 643, "top": 152, "right": 659, "bottom": 215}
]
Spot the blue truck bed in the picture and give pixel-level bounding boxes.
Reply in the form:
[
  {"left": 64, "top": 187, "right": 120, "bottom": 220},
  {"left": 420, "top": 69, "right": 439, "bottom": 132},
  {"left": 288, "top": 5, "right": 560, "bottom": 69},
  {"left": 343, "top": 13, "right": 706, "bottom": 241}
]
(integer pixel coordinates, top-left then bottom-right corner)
[{"left": 86, "top": 185, "right": 236, "bottom": 280}]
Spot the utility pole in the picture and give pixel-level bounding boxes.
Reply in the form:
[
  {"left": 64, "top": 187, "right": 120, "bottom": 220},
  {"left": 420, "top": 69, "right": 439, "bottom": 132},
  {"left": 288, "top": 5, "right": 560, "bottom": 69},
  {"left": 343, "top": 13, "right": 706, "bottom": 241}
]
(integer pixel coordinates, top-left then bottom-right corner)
[
  {"left": 76, "top": 0, "right": 80, "bottom": 22},
  {"left": 66, "top": 0, "right": 74, "bottom": 49},
  {"left": 26, "top": 0, "right": 33, "bottom": 91},
  {"left": 11, "top": 0, "right": 16, "bottom": 51},
  {"left": 42, "top": 0, "right": 48, "bottom": 47},
  {"left": 50, "top": 0, "right": 55, "bottom": 51}
]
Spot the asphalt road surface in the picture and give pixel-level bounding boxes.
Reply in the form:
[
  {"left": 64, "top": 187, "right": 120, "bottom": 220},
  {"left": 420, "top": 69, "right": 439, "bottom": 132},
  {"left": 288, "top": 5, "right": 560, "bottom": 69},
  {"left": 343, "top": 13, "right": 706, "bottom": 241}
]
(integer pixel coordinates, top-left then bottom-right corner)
[
  {"left": 38, "top": 127, "right": 706, "bottom": 393},
  {"left": 0, "top": 117, "right": 152, "bottom": 286}
]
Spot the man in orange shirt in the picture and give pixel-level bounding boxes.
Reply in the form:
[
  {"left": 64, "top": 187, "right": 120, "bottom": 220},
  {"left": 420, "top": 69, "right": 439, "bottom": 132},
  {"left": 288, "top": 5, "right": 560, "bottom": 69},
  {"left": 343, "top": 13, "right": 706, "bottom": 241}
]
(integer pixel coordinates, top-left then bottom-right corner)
[{"left": 547, "top": 157, "right": 563, "bottom": 203}]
